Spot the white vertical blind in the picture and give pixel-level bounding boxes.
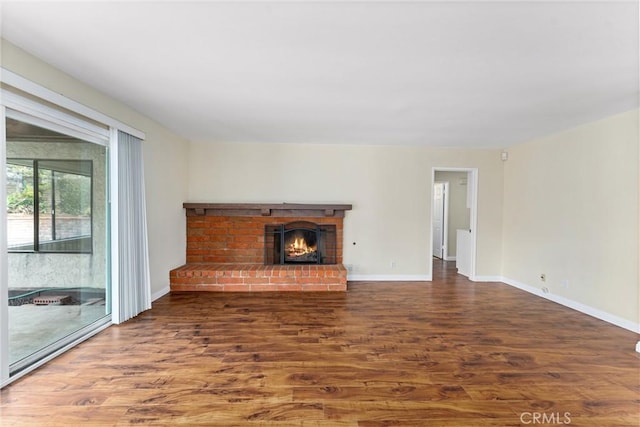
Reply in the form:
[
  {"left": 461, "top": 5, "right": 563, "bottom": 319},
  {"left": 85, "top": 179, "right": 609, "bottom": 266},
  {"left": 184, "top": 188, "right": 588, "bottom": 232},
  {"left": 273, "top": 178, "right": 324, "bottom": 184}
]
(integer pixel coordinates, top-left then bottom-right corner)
[{"left": 115, "top": 130, "right": 151, "bottom": 323}]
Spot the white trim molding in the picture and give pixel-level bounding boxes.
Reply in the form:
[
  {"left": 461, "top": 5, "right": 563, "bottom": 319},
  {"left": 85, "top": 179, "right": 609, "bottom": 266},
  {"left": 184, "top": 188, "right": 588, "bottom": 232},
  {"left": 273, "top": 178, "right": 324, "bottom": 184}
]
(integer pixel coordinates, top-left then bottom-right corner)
[
  {"left": 471, "top": 276, "right": 503, "bottom": 282},
  {"left": 151, "top": 286, "right": 170, "bottom": 302},
  {"left": 501, "top": 277, "right": 640, "bottom": 334},
  {"left": 348, "top": 274, "right": 431, "bottom": 282}
]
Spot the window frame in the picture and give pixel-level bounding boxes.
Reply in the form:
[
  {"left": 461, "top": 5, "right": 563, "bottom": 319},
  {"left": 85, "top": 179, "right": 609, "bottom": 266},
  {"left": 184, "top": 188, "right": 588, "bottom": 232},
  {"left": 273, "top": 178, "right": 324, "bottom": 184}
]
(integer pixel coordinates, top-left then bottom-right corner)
[{"left": 6, "top": 158, "right": 94, "bottom": 254}]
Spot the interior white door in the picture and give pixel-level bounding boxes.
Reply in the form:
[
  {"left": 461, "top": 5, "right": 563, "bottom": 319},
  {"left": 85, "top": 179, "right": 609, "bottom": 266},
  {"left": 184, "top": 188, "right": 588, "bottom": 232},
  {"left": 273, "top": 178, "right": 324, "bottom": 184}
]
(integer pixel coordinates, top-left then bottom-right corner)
[{"left": 432, "top": 182, "right": 445, "bottom": 259}]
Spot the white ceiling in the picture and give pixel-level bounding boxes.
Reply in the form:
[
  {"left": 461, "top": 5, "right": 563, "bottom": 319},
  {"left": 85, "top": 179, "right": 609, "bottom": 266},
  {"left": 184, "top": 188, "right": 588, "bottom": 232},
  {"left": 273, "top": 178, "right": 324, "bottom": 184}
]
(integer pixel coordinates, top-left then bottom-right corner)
[{"left": 1, "top": 1, "right": 638, "bottom": 148}]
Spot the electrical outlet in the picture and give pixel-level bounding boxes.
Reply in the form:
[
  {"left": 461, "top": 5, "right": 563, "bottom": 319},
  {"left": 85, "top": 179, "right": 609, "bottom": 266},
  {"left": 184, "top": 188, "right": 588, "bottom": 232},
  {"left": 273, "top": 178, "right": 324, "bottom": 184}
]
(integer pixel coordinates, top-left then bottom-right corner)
[
  {"left": 541, "top": 287, "right": 549, "bottom": 294},
  {"left": 561, "top": 279, "right": 569, "bottom": 289},
  {"left": 540, "top": 273, "right": 546, "bottom": 282},
  {"left": 345, "top": 264, "right": 354, "bottom": 273},
  {"left": 390, "top": 261, "right": 396, "bottom": 268}
]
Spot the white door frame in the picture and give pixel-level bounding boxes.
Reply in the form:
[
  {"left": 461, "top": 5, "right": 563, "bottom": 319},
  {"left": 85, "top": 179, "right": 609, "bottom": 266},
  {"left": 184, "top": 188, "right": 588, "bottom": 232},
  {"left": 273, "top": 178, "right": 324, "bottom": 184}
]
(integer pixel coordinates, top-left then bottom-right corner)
[
  {"left": 431, "top": 167, "right": 478, "bottom": 280},
  {"left": 0, "top": 106, "right": 9, "bottom": 383}
]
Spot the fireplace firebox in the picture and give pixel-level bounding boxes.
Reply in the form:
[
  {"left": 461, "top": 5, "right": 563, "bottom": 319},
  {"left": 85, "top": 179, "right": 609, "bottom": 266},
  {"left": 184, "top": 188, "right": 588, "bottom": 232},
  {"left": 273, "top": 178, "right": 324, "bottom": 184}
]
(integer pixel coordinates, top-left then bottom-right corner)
[{"left": 265, "top": 221, "right": 337, "bottom": 265}]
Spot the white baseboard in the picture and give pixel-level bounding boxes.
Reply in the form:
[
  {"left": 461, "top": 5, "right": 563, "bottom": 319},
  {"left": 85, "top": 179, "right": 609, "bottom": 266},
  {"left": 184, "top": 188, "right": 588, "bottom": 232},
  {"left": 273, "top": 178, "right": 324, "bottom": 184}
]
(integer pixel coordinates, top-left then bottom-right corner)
[
  {"left": 472, "top": 275, "right": 503, "bottom": 282},
  {"left": 444, "top": 256, "right": 457, "bottom": 262},
  {"left": 151, "top": 286, "right": 170, "bottom": 302},
  {"left": 348, "top": 274, "right": 431, "bottom": 282},
  {"left": 501, "top": 277, "right": 640, "bottom": 334},
  {"left": 348, "top": 274, "right": 502, "bottom": 283}
]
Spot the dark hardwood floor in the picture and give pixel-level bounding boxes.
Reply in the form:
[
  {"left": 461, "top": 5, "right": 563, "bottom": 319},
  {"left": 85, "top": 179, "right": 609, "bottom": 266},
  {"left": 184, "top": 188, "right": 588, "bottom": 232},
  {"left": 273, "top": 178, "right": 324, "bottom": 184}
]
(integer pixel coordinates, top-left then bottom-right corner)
[{"left": 1, "top": 259, "right": 639, "bottom": 426}]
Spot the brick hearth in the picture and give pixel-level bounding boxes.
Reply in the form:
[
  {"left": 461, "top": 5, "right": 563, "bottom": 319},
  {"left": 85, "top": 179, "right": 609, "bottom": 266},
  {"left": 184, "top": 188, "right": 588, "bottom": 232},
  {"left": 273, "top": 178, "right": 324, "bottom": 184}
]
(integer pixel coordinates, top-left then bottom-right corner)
[
  {"left": 170, "top": 264, "right": 347, "bottom": 292},
  {"left": 169, "top": 203, "right": 352, "bottom": 292}
]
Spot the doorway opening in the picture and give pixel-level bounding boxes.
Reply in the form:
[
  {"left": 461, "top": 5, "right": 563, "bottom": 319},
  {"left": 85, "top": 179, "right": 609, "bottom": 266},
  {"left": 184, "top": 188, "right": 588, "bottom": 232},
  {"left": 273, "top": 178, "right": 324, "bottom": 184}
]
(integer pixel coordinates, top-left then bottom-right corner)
[{"left": 431, "top": 168, "right": 478, "bottom": 280}]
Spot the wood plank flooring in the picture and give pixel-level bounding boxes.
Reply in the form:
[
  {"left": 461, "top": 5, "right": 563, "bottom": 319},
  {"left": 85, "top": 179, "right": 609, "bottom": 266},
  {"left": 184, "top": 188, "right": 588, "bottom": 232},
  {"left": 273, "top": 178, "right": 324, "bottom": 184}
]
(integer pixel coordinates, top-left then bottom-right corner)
[{"left": 1, "top": 260, "right": 639, "bottom": 426}]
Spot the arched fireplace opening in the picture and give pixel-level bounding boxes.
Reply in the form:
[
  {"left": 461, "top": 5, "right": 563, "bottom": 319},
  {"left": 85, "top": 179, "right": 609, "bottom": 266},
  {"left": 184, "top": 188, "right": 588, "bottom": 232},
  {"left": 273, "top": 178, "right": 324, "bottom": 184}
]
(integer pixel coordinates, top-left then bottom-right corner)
[{"left": 265, "top": 221, "right": 337, "bottom": 265}]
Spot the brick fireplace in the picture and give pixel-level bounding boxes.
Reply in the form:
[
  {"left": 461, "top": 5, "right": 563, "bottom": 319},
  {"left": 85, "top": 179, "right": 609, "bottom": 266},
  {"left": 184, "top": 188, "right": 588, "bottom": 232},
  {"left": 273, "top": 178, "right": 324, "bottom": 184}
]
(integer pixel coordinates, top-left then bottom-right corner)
[{"left": 170, "top": 203, "right": 352, "bottom": 292}]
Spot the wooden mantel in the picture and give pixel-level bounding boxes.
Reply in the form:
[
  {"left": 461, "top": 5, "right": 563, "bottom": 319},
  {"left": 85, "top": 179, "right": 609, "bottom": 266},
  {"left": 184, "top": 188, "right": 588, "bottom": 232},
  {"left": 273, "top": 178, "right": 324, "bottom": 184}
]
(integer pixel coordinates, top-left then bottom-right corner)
[{"left": 183, "top": 203, "right": 353, "bottom": 218}]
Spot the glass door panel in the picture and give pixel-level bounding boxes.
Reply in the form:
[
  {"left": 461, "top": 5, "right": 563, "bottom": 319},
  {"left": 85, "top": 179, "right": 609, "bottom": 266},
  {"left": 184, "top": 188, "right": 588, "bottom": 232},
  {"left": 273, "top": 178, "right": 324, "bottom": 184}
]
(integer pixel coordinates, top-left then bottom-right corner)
[
  {"left": 6, "top": 162, "right": 34, "bottom": 251},
  {"left": 5, "top": 116, "right": 110, "bottom": 372}
]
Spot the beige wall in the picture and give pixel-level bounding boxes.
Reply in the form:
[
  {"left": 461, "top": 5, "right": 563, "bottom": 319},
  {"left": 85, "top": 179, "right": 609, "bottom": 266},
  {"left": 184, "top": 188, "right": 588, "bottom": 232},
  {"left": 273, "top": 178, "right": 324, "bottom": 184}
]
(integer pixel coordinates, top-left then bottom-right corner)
[
  {"left": 502, "top": 109, "right": 639, "bottom": 324},
  {"left": 1, "top": 40, "right": 190, "bottom": 297},
  {"left": 187, "top": 142, "right": 504, "bottom": 278},
  {"left": 435, "top": 171, "right": 471, "bottom": 259}
]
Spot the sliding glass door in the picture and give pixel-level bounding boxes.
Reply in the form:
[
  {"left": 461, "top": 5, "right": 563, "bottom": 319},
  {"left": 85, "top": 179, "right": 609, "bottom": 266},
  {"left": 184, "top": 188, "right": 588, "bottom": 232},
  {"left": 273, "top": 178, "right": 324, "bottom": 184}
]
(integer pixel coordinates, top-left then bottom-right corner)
[{"left": 4, "top": 114, "right": 111, "bottom": 375}]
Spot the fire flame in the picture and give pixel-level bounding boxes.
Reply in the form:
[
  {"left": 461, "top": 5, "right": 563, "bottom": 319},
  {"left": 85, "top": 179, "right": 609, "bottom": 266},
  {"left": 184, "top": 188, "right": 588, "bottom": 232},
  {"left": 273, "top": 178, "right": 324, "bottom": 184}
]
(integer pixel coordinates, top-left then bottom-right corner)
[{"left": 287, "top": 236, "right": 316, "bottom": 257}]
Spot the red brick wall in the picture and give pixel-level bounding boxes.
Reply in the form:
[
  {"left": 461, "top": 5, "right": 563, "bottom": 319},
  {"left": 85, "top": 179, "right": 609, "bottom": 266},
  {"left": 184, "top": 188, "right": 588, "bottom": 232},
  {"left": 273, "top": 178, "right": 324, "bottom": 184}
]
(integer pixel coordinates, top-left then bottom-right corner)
[{"left": 186, "top": 216, "right": 344, "bottom": 264}]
